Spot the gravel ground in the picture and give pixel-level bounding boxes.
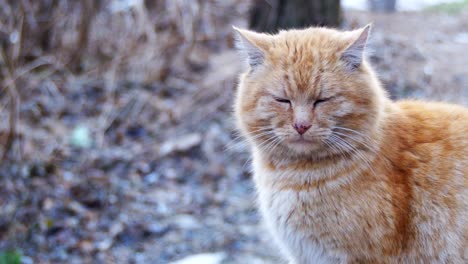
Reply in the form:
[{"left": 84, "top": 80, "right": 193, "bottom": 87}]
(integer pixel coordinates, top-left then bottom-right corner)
[{"left": 0, "top": 4, "right": 467, "bottom": 263}]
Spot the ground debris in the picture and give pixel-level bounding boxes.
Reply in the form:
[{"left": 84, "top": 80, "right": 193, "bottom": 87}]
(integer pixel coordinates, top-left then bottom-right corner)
[
  {"left": 159, "top": 133, "right": 202, "bottom": 157},
  {"left": 0, "top": 2, "right": 466, "bottom": 264}
]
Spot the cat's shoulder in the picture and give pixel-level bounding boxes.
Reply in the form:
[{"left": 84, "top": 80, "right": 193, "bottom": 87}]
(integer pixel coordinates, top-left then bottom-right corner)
[{"left": 387, "top": 100, "right": 468, "bottom": 150}]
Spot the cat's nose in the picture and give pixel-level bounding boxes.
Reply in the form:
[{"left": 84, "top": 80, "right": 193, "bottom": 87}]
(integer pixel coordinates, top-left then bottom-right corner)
[{"left": 293, "top": 122, "right": 311, "bottom": 135}]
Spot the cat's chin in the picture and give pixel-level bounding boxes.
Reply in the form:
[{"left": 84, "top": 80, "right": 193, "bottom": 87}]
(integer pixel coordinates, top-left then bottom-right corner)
[
  {"left": 287, "top": 135, "right": 322, "bottom": 145},
  {"left": 286, "top": 138, "right": 324, "bottom": 153},
  {"left": 288, "top": 138, "right": 316, "bottom": 144}
]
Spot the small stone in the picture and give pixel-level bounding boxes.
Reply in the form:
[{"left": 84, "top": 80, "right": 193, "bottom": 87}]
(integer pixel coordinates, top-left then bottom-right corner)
[
  {"left": 136, "top": 162, "right": 151, "bottom": 174},
  {"left": 109, "top": 222, "right": 125, "bottom": 237},
  {"left": 43, "top": 198, "right": 54, "bottom": 210},
  {"left": 156, "top": 202, "right": 171, "bottom": 216},
  {"left": 67, "top": 201, "right": 88, "bottom": 215},
  {"left": 70, "top": 125, "right": 92, "bottom": 148},
  {"left": 169, "top": 252, "right": 226, "bottom": 264},
  {"left": 79, "top": 240, "right": 94, "bottom": 253},
  {"left": 21, "top": 256, "right": 34, "bottom": 264},
  {"left": 454, "top": 32, "right": 468, "bottom": 44},
  {"left": 164, "top": 168, "right": 178, "bottom": 180},
  {"left": 159, "top": 133, "right": 202, "bottom": 156},
  {"left": 96, "top": 238, "right": 113, "bottom": 251},
  {"left": 134, "top": 253, "right": 146, "bottom": 264},
  {"left": 63, "top": 171, "right": 74, "bottom": 181},
  {"left": 144, "top": 172, "right": 160, "bottom": 184},
  {"left": 172, "top": 214, "right": 201, "bottom": 229},
  {"left": 146, "top": 223, "right": 170, "bottom": 236}
]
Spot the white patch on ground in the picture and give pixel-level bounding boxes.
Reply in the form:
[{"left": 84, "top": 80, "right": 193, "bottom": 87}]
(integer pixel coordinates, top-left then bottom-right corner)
[{"left": 169, "top": 252, "right": 226, "bottom": 264}]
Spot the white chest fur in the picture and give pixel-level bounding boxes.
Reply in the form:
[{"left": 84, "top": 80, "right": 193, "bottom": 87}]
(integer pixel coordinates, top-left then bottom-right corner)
[
  {"left": 259, "top": 190, "right": 333, "bottom": 264},
  {"left": 256, "top": 186, "right": 340, "bottom": 264},
  {"left": 250, "top": 151, "right": 372, "bottom": 263}
]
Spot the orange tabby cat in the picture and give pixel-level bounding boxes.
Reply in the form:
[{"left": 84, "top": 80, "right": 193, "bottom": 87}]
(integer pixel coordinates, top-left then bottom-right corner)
[{"left": 233, "top": 24, "right": 467, "bottom": 263}]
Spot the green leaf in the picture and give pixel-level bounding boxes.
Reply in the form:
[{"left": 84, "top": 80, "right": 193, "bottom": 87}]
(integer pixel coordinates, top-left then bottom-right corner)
[{"left": 0, "top": 250, "right": 22, "bottom": 264}]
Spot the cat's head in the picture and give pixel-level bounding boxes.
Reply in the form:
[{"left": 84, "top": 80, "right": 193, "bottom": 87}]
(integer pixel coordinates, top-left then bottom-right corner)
[{"left": 234, "top": 25, "right": 386, "bottom": 158}]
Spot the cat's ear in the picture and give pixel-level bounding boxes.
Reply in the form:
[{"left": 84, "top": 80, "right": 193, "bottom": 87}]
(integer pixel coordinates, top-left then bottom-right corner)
[
  {"left": 233, "top": 26, "right": 270, "bottom": 69},
  {"left": 341, "top": 24, "right": 371, "bottom": 70}
]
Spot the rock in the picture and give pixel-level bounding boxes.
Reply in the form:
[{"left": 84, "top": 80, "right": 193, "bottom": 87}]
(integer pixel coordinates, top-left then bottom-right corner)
[
  {"left": 109, "top": 222, "right": 125, "bottom": 237},
  {"left": 155, "top": 202, "right": 172, "bottom": 216},
  {"left": 145, "top": 222, "right": 170, "bottom": 236},
  {"left": 96, "top": 238, "right": 113, "bottom": 251},
  {"left": 454, "top": 32, "right": 468, "bottom": 44},
  {"left": 136, "top": 162, "right": 151, "bottom": 174},
  {"left": 164, "top": 168, "right": 179, "bottom": 180},
  {"left": 172, "top": 214, "right": 201, "bottom": 229},
  {"left": 67, "top": 201, "right": 89, "bottom": 215},
  {"left": 21, "top": 255, "right": 34, "bottom": 264},
  {"left": 79, "top": 240, "right": 94, "bottom": 253},
  {"left": 42, "top": 197, "right": 55, "bottom": 210},
  {"left": 144, "top": 172, "right": 160, "bottom": 184},
  {"left": 169, "top": 252, "right": 226, "bottom": 264},
  {"left": 70, "top": 125, "right": 92, "bottom": 148},
  {"left": 159, "top": 133, "right": 202, "bottom": 156}
]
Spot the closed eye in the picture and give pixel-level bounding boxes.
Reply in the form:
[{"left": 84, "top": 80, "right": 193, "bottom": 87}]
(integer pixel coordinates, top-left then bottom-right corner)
[
  {"left": 274, "top": 97, "right": 291, "bottom": 104},
  {"left": 314, "top": 97, "right": 333, "bottom": 107}
]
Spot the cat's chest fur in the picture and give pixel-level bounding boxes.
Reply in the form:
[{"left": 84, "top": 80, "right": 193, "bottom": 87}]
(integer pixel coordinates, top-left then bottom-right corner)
[
  {"left": 254, "top": 166, "right": 393, "bottom": 263},
  {"left": 259, "top": 187, "right": 340, "bottom": 263}
]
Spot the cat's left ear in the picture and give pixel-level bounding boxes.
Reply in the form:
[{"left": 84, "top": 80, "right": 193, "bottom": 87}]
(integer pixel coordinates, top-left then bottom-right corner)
[
  {"left": 341, "top": 24, "right": 372, "bottom": 70},
  {"left": 233, "top": 26, "right": 270, "bottom": 69}
]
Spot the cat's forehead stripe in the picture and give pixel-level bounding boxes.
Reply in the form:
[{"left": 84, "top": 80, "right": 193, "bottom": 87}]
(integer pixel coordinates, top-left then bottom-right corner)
[{"left": 281, "top": 50, "right": 323, "bottom": 97}]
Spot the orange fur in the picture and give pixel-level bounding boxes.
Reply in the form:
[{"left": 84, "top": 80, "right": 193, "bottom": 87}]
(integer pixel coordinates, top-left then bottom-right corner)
[{"left": 233, "top": 25, "right": 468, "bottom": 263}]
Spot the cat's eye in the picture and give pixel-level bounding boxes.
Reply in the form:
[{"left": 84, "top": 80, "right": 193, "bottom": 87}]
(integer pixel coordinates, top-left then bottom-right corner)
[
  {"left": 314, "top": 97, "right": 333, "bottom": 107},
  {"left": 274, "top": 97, "right": 291, "bottom": 104}
]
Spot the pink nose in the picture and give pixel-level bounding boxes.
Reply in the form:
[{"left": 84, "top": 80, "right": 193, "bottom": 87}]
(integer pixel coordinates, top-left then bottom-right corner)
[{"left": 293, "top": 122, "right": 311, "bottom": 135}]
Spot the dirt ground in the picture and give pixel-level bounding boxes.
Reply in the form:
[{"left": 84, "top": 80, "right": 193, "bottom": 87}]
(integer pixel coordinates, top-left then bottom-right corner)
[
  {"left": 346, "top": 10, "right": 468, "bottom": 104},
  {"left": 0, "top": 5, "right": 467, "bottom": 264}
]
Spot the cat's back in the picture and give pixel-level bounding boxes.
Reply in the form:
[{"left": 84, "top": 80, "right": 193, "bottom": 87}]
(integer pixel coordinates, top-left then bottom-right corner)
[
  {"left": 390, "top": 100, "right": 468, "bottom": 158},
  {"left": 395, "top": 100, "right": 468, "bottom": 139},
  {"left": 385, "top": 100, "right": 468, "bottom": 262},
  {"left": 389, "top": 100, "right": 467, "bottom": 185}
]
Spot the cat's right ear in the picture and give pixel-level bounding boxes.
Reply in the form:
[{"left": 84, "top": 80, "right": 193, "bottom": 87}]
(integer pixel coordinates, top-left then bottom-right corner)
[
  {"left": 341, "top": 24, "right": 372, "bottom": 71},
  {"left": 232, "top": 26, "right": 270, "bottom": 69}
]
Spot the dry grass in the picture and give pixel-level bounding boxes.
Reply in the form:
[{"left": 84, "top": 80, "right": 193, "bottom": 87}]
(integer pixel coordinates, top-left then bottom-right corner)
[{"left": 0, "top": 0, "right": 249, "bottom": 160}]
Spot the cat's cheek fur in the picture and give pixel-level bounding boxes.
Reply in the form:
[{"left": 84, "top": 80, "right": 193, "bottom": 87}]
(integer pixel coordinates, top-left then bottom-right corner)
[{"left": 331, "top": 100, "right": 354, "bottom": 117}]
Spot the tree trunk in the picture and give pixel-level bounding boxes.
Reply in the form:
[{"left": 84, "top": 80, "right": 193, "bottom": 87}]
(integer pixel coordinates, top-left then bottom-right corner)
[
  {"left": 249, "top": 0, "right": 341, "bottom": 33},
  {"left": 368, "top": 0, "right": 396, "bottom": 12}
]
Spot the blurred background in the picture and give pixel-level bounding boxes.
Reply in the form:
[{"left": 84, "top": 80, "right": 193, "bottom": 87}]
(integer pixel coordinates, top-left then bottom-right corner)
[{"left": 0, "top": 0, "right": 466, "bottom": 263}]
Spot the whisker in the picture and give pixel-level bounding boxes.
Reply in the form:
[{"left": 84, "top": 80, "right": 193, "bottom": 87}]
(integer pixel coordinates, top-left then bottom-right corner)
[
  {"left": 322, "top": 138, "right": 342, "bottom": 156},
  {"left": 331, "top": 131, "right": 376, "bottom": 154},
  {"left": 333, "top": 126, "right": 373, "bottom": 142},
  {"left": 329, "top": 134, "right": 377, "bottom": 177},
  {"left": 224, "top": 129, "right": 274, "bottom": 152},
  {"left": 332, "top": 128, "right": 393, "bottom": 171},
  {"left": 326, "top": 135, "right": 353, "bottom": 160},
  {"left": 262, "top": 136, "right": 283, "bottom": 155},
  {"left": 256, "top": 135, "right": 279, "bottom": 150}
]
